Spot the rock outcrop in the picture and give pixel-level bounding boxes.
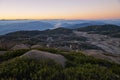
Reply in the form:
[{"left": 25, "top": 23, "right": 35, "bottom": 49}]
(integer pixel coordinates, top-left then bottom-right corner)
[
  {"left": 83, "top": 50, "right": 120, "bottom": 64},
  {"left": 11, "top": 44, "right": 30, "bottom": 50},
  {"left": 31, "top": 45, "right": 42, "bottom": 49},
  {"left": 21, "top": 50, "right": 67, "bottom": 67},
  {"left": 74, "top": 31, "right": 120, "bottom": 54},
  {"left": 0, "top": 51, "right": 7, "bottom": 55}
]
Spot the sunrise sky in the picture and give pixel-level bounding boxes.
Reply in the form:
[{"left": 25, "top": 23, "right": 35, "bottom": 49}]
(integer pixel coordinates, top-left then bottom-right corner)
[{"left": 0, "top": 0, "right": 120, "bottom": 20}]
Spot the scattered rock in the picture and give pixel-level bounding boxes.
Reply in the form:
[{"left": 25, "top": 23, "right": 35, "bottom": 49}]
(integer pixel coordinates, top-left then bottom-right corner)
[
  {"left": 31, "top": 45, "right": 42, "bottom": 49},
  {"left": 74, "top": 31, "right": 120, "bottom": 54},
  {"left": 83, "top": 50, "right": 120, "bottom": 64},
  {"left": 21, "top": 50, "right": 67, "bottom": 67},
  {"left": 0, "top": 51, "right": 7, "bottom": 55},
  {"left": 11, "top": 44, "right": 30, "bottom": 50}
]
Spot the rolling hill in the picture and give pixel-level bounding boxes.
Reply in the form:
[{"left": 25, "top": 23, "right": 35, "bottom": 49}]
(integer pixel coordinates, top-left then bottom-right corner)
[{"left": 75, "top": 24, "right": 120, "bottom": 38}]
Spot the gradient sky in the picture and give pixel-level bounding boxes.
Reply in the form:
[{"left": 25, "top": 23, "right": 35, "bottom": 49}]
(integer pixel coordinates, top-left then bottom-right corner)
[{"left": 0, "top": 0, "right": 120, "bottom": 20}]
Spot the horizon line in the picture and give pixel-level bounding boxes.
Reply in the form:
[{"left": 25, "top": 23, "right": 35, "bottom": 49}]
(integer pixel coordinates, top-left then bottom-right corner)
[{"left": 0, "top": 18, "right": 120, "bottom": 21}]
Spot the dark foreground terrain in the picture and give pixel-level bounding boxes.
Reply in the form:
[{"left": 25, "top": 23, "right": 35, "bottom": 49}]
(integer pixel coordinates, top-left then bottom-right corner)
[{"left": 0, "top": 48, "right": 120, "bottom": 80}]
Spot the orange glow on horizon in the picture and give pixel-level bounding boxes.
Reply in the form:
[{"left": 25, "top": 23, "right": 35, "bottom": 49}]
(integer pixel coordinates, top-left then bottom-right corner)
[
  {"left": 0, "top": 0, "right": 120, "bottom": 20},
  {"left": 1, "top": 13, "right": 120, "bottom": 20}
]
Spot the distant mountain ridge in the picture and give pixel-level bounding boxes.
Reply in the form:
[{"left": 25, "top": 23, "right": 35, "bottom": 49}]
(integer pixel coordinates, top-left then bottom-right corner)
[
  {"left": 0, "top": 19, "right": 120, "bottom": 35},
  {"left": 0, "top": 21, "right": 54, "bottom": 35},
  {"left": 2, "top": 24, "right": 120, "bottom": 37},
  {"left": 64, "top": 23, "right": 94, "bottom": 29},
  {"left": 1, "top": 24, "right": 119, "bottom": 39}
]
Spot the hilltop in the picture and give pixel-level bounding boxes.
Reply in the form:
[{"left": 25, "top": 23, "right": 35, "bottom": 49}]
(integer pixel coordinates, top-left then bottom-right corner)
[{"left": 0, "top": 48, "right": 120, "bottom": 80}]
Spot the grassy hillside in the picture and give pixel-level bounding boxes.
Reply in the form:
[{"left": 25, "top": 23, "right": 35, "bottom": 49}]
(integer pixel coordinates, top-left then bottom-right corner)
[
  {"left": 76, "top": 24, "right": 120, "bottom": 38},
  {"left": 0, "top": 48, "right": 120, "bottom": 80}
]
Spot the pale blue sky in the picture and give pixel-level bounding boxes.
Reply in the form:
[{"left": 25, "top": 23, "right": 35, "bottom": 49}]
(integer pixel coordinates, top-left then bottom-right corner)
[{"left": 0, "top": 0, "right": 120, "bottom": 19}]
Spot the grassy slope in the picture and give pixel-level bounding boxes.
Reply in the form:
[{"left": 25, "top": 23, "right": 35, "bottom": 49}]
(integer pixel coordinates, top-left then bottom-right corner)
[{"left": 0, "top": 48, "right": 120, "bottom": 80}]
